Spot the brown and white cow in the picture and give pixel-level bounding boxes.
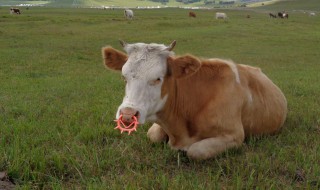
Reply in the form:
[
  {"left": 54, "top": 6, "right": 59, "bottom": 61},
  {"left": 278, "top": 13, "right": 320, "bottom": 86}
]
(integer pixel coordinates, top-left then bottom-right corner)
[
  {"left": 278, "top": 12, "right": 289, "bottom": 19},
  {"left": 102, "top": 41, "right": 287, "bottom": 160},
  {"left": 10, "top": 8, "right": 21, "bottom": 14}
]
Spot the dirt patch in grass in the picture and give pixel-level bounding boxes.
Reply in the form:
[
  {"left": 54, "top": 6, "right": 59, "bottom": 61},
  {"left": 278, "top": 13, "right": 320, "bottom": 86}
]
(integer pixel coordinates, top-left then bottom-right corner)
[{"left": 0, "top": 172, "right": 15, "bottom": 190}]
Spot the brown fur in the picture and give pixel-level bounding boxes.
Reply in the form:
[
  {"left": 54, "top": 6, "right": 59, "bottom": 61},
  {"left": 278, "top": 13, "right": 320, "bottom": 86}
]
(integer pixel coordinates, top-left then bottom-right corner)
[
  {"left": 102, "top": 47, "right": 127, "bottom": 70},
  {"left": 157, "top": 55, "right": 287, "bottom": 159},
  {"left": 189, "top": 12, "right": 196, "bottom": 18},
  {"left": 102, "top": 47, "right": 287, "bottom": 160}
]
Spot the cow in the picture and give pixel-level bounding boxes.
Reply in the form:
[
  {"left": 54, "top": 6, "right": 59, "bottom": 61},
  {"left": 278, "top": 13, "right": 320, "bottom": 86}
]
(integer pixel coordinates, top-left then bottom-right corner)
[
  {"left": 278, "top": 12, "right": 288, "bottom": 19},
  {"left": 124, "top": 9, "right": 134, "bottom": 20},
  {"left": 269, "top": 13, "right": 277, "bottom": 18},
  {"left": 102, "top": 41, "right": 287, "bottom": 160},
  {"left": 309, "top": 12, "right": 316, "bottom": 16},
  {"left": 10, "top": 8, "right": 21, "bottom": 14},
  {"left": 216, "top": 12, "right": 227, "bottom": 20},
  {"left": 189, "top": 11, "right": 196, "bottom": 18}
]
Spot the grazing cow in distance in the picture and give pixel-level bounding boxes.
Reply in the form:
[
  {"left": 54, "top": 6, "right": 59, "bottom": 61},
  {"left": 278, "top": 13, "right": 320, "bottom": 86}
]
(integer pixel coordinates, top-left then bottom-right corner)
[
  {"left": 124, "top": 9, "right": 134, "bottom": 20},
  {"left": 269, "top": 13, "right": 277, "bottom": 18},
  {"left": 309, "top": 12, "right": 316, "bottom": 16},
  {"left": 10, "top": 8, "right": 21, "bottom": 14},
  {"left": 189, "top": 11, "right": 196, "bottom": 18},
  {"left": 102, "top": 41, "right": 287, "bottom": 160},
  {"left": 216, "top": 12, "right": 228, "bottom": 20},
  {"left": 278, "top": 12, "right": 288, "bottom": 19}
]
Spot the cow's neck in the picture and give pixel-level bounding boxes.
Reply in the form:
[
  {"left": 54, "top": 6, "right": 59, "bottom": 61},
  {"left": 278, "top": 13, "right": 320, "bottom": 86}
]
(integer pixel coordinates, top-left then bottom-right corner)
[{"left": 157, "top": 75, "right": 200, "bottom": 147}]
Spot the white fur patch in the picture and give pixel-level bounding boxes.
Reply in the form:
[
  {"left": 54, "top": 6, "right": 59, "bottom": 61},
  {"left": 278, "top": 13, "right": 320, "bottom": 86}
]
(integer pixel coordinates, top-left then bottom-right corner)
[
  {"left": 210, "top": 59, "right": 240, "bottom": 83},
  {"left": 247, "top": 91, "right": 253, "bottom": 103}
]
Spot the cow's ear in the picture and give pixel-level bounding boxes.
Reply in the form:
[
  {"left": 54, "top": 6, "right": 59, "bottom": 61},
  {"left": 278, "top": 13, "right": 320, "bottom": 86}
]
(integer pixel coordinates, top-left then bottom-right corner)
[
  {"left": 102, "top": 46, "right": 128, "bottom": 71},
  {"left": 167, "top": 55, "right": 201, "bottom": 78}
]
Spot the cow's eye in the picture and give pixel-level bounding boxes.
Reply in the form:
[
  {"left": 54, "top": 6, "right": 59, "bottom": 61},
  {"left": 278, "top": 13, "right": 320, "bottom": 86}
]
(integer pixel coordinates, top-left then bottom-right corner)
[{"left": 149, "top": 78, "right": 162, "bottom": 86}]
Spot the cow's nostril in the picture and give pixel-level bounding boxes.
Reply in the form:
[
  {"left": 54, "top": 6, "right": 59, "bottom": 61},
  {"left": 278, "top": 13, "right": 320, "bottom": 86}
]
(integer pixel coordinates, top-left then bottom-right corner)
[
  {"left": 134, "top": 111, "right": 140, "bottom": 118},
  {"left": 120, "top": 107, "right": 138, "bottom": 124}
]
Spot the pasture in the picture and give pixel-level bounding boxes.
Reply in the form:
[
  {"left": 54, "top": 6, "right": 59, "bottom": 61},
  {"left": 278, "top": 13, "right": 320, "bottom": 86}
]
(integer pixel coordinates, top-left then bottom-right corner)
[{"left": 0, "top": 5, "right": 320, "bottom": 189}]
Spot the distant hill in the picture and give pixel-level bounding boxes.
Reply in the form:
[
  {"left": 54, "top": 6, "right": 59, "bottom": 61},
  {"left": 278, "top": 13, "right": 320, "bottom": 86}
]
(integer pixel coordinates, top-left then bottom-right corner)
[
  {"left": 1, "top": 0, "right": 318, "bottom": 12},
  {"left": 251, "top": 0, "right": 320, "bottom": 12},
  {"left": 0, "top": 0, "right": 268, "bottom": 8}
]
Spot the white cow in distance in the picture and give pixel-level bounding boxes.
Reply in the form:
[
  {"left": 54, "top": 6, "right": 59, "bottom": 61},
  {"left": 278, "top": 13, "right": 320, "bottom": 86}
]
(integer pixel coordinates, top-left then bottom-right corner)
[
  {"left": 309, "top": 12, "right": 316, "bottom": 16},
  {"left": 124, "top": 9, "right": 134, "bottom": 19},
  {"left": 216, "top": 12, "right": 228, "bottom": 20}
]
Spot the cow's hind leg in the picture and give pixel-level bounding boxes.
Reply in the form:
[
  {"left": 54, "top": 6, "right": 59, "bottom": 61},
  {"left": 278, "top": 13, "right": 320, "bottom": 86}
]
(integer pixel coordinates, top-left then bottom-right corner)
[
  {"left": 147, "top": 123, "right": 168, "bottom": 143},
  {"left": 187, "top": 127, "right": 244, "bottom": 160}
]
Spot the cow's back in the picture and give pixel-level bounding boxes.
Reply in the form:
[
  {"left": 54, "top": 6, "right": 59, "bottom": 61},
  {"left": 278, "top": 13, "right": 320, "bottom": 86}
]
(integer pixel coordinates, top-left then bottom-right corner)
[
  {"left": 124, "top": 9, "right": 133, "bottom": 19},
  {"left": 238, "top": 64, "right": 287, "bottom": 136}
]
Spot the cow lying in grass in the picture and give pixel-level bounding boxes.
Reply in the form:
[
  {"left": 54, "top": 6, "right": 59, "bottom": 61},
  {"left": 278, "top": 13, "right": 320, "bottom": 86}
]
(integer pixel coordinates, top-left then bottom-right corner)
[{"left": 102, "top": 41, "right": 287, "bottom": 160}]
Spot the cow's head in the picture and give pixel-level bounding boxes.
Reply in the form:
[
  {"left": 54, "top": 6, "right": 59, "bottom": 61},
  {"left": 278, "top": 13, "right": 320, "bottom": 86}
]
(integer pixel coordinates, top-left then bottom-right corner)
[{"left": 102, "top": 41, "right": 201, "bottom": 124}]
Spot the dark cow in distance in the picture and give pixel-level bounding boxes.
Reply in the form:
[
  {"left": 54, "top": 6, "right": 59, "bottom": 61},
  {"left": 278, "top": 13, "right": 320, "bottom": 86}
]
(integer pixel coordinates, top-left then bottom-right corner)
[
  {"left": 278, "top": 12, "right": 288, "bottom": 19},
  {"left": 189, "top": 11, "right": 196, "bottom": 18},
  {"left": 10, "top": 8, "right": 21, "bottom": 14},
  {"left": 269, "top": 13, "right": 277, "bottom": 18},
  {"left": 102, "top": 41, "right": 287, "bottom": 160}
]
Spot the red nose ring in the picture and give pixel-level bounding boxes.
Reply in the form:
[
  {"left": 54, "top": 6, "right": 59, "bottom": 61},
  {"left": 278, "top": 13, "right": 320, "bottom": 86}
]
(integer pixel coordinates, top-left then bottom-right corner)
[{"left": 114, "top": 114, "right": 139, "bottom": 135}]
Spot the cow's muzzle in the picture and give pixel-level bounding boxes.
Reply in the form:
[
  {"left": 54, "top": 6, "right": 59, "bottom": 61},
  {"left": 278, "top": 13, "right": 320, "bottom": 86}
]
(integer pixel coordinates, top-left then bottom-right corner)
[{"left": 120, "top": 107, "right": 139, "bottom": 124}]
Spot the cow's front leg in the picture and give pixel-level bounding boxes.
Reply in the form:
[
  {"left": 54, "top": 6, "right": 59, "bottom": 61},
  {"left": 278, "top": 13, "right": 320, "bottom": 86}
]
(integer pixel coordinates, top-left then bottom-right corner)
[
  {"left": 147, "top": 123, "right": 168, "bottom": 143},
  {"left": 187, "top": 129, "right": 244, "bottom": 160}
]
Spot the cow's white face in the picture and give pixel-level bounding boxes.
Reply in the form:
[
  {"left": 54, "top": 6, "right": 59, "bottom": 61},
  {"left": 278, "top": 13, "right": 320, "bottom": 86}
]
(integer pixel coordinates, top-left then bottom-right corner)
[{"left": 115, "top": 41, "right": 176, "bottom": 124}]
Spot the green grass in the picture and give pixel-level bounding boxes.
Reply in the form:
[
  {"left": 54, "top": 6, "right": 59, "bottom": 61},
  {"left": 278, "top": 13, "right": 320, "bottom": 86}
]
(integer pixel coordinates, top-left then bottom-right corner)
[{"left": 0, "top": 1, "right": 320, "bottom": 189}]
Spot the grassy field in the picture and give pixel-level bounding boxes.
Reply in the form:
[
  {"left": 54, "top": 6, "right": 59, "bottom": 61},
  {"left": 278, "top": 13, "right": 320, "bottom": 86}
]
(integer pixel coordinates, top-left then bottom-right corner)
[{"left": 0, "top": 1, "right": 320, "bottom": 189}]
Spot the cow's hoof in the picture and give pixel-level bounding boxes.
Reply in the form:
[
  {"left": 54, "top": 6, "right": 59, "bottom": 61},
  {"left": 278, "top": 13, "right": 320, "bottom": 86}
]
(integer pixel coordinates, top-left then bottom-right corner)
[{"left": 147, "top": 123, "right": 168, "bottom": 143}]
